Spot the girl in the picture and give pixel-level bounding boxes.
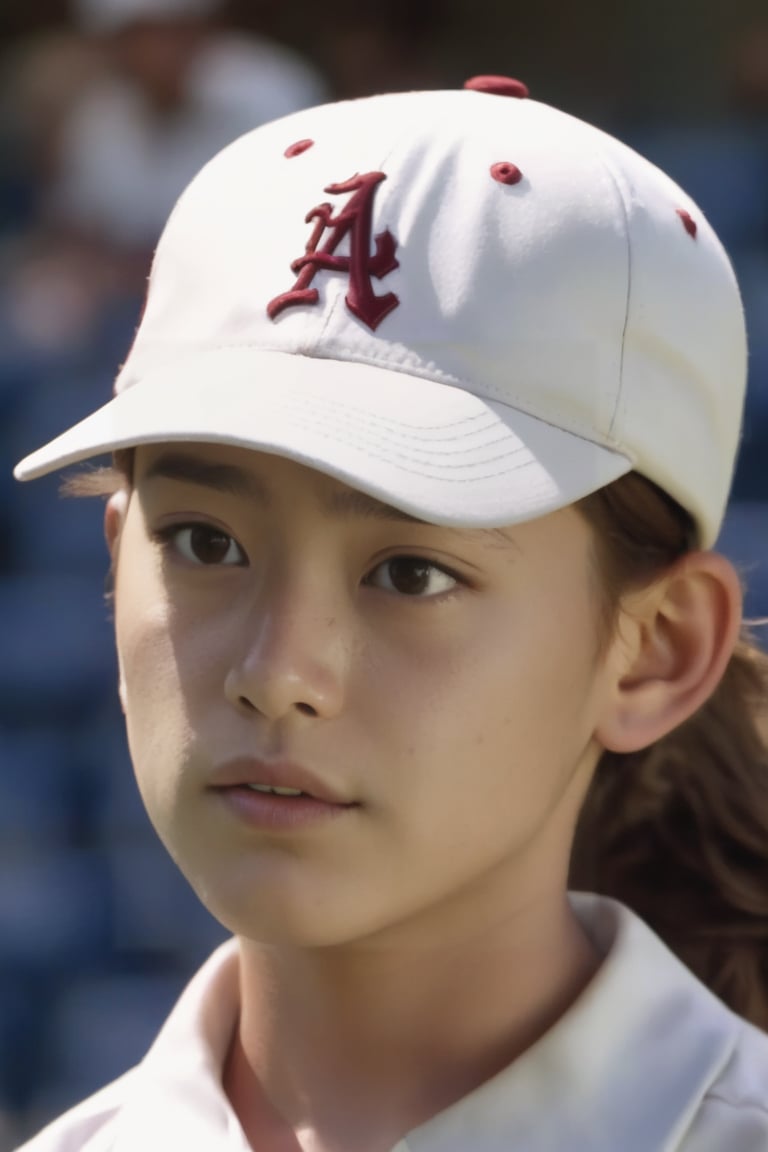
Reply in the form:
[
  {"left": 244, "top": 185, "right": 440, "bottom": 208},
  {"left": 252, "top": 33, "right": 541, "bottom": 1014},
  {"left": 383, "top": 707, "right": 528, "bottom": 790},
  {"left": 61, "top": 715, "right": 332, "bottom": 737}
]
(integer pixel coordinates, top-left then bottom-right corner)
[{"left": 14, "top": 75, "right": 768, "bottom": 1151}]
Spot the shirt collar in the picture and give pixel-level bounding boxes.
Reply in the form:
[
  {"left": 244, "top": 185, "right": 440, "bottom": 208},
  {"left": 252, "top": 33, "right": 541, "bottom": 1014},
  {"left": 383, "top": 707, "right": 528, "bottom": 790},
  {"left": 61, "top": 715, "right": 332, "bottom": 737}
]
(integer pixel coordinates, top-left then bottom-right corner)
[
  {"left": 398, "top": 894, "right": 739, "bottom": 1152},
  {"left": 112, "top": 938, "right": 250, "bottom": 1152},
  {"left": 110, "top": 894, "right": 741, "bottom": 1152}
]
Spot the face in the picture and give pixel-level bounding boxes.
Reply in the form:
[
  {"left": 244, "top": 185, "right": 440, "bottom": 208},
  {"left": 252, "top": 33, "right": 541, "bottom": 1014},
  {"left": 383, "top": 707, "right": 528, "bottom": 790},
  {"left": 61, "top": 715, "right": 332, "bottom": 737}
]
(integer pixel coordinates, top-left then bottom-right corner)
[{"left": 110, "top": 444, "right": 619, "bottom": 949}]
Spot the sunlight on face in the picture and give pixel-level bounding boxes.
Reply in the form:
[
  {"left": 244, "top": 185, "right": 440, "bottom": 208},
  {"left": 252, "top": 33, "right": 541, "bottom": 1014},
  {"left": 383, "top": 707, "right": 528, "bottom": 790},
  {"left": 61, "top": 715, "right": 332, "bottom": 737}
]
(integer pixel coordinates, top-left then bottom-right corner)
[{"left": 111, "top": 444, "right": 617, "bottom": 949}]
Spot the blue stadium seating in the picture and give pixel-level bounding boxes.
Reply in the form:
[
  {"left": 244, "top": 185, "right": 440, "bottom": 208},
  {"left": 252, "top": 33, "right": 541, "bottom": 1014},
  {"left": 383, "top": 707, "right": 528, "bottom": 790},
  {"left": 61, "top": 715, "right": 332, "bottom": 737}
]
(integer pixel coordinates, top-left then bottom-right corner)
[
  {"left": 0, "top": 848, "right": 110, "bottom": 973},
  {"left": 24, "top": 971, "right": 184, "bottom": 1125},
  {"left": 718, "top": 500, "right": 768, "bottom": 625},
  {"left": 0, "top": 573, "right": 117, "bottom": 721},
  {"left": 0, "top": 727, "right": 81, "bottom": 842}
]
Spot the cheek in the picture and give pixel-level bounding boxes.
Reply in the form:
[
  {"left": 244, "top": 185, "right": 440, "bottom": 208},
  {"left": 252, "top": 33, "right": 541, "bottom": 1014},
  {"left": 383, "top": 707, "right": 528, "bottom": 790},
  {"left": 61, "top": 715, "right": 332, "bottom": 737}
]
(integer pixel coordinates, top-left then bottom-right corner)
[
  {"left": 115, "top": 591, "right": 186, "bottom": 809},
  {"left": 370, "top": 585, "right": 603, "bottom": 843},
  {"left": 384, "top": 592, "right": 598, "bottom": 752},
  {"left": 113, "top": 523, "right": 211, "bottom": 813},
  {"left": 115, "top": 503, "right": 233, "bottom": 723}
]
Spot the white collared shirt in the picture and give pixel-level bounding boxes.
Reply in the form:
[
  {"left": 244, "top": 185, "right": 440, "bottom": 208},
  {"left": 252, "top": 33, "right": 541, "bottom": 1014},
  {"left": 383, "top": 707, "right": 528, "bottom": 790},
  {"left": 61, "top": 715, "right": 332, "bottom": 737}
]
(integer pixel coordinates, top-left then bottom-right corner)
[{"left": 16, "top": 894, "right": 768, "bottom": 1152}]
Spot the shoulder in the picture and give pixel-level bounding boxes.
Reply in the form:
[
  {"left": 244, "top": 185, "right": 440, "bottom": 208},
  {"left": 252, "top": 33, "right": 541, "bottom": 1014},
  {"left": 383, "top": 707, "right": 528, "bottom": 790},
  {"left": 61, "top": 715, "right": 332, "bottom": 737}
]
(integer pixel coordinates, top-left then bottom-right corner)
[
  {"left": 717, "top": 1017, "right": 768, "bottom": 1104},
  {"left": 14, "top": 1071, "right": 136, "bottom": 1152},
  {"left": 683, "top": 1020, "right": 768, "bottom": 1151},
  {"left": 568, "top": 895, "right": 768, "bottom": 1150}
]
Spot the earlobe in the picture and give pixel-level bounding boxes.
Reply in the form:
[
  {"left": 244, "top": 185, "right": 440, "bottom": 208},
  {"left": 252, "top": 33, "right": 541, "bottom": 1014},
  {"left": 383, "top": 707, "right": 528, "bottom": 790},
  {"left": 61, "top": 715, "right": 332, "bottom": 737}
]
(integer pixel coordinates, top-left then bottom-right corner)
[{"left": 596, "top": 552, "right": 743, "bottom": 754}]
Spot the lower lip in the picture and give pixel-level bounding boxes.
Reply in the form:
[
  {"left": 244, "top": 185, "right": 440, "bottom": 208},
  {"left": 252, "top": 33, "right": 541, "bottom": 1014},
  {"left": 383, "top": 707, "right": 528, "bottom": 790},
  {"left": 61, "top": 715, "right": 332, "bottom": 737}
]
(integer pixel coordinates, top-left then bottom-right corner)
[{"left": 213, "top": 786, "right": 358, "bottom": 830}]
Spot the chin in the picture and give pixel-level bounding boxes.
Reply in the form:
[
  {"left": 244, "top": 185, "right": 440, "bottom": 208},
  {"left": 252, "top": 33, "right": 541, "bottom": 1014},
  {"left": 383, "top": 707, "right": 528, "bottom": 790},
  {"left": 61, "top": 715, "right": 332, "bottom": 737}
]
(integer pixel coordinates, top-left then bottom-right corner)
[{"left": 179, "top": 858, "right": 382, "bottom": 949}]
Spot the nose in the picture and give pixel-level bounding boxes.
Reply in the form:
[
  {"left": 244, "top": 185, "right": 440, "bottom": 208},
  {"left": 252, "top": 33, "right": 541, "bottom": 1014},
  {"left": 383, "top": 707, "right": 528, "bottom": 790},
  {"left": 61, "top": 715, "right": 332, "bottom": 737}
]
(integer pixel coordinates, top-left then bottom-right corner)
[{"left": 223, "top": 580, "right": 349, "bottom": 723}]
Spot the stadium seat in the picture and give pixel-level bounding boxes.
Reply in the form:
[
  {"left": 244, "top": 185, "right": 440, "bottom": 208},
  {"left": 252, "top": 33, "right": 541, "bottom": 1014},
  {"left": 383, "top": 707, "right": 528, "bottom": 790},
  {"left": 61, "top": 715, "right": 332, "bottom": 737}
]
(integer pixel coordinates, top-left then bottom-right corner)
[
  {"left": 0, "top": 572, "right": 117, "bottom": 721},
  {"left": 0, "top": 727, "right": 81, "bottom": 842},
  {"left": 718, "top": 500, "right": 768, "bottom": 624},
  {"left": 0, "top": 848, "right": 110, "bottom": 972},
  {"left": 25, "top": 970, "right": 185, "bottom": 1128}
]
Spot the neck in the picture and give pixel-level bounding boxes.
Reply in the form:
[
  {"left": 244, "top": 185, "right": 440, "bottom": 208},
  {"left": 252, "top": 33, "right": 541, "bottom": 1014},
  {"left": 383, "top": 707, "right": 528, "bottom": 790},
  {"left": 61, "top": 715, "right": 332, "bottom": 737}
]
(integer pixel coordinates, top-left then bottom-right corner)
[{"left": 224, "top": 888, "right": 601, "bottom": 1152}]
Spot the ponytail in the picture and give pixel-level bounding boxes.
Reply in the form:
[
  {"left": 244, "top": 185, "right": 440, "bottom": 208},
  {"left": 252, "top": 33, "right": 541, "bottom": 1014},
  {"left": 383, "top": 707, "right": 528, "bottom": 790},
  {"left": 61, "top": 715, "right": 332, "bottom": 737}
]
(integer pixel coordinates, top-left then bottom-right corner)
[{"left": 570, "top": 473, "right": 768, "bottom": 1029}]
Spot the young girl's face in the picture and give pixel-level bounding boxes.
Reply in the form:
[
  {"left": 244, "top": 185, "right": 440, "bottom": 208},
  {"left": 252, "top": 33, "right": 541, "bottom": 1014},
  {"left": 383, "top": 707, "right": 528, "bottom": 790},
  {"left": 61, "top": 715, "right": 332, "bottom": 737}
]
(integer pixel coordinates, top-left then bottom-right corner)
[{"left": 111, "top": 442, "right": 621, "bottom": 948}]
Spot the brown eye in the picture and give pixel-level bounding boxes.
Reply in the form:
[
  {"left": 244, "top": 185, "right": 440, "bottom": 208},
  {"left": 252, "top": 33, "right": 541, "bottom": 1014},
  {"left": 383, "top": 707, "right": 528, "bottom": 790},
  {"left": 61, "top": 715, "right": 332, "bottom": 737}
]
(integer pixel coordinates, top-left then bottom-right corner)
[
  {"left": 387, "top": 558, "right": 431, "bottom": 595},
  {"left": 366, "top": 556, "right": 457, "bottom": 597},
  {"left": 165, "top": 524, "right": 245, "bottom": 566}
]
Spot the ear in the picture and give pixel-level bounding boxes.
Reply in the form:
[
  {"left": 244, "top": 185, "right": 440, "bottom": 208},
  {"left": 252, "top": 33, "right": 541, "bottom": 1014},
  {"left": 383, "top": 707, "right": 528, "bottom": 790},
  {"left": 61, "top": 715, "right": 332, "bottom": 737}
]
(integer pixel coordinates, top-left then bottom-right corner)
[
  {"left": 104, "top": 489, "right": 129, "bottom": 563},
  {"left": 104, "top": 491, "right": 129, "bottom": 714},
  {"left": 595, "top": 551, "right": 743, "bottom": 753}
]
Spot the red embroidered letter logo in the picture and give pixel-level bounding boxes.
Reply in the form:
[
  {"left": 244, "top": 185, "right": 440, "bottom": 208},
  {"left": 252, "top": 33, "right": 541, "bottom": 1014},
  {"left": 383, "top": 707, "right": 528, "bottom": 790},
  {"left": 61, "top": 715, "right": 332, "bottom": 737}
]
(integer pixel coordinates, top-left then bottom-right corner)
[{"left": 267, "top": 172, "right": 399, "bottom": 331}]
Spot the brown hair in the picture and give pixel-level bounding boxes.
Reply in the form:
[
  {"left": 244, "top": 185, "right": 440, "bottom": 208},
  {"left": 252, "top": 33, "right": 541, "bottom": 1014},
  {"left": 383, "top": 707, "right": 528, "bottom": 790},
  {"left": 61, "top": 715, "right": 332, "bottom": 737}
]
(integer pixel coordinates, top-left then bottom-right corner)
[
  {"left": 571, "top": 472, "right": 768, "bottom": 1030},
  {"left": 66, "top": 457, "right": 768, "bottom": 1027}
]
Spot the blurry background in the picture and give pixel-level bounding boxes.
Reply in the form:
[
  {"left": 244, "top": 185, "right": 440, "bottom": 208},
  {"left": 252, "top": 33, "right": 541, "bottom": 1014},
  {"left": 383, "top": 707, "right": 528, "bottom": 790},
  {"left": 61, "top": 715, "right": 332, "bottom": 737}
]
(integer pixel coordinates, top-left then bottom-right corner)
[{"left": 0, "top": 0, "right": 767, "bottom": 1146}]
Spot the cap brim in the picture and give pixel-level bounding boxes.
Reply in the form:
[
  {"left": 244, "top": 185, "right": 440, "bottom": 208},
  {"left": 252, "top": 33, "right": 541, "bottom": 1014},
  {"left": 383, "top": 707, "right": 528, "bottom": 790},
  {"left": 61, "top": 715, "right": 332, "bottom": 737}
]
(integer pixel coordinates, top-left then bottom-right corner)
[{"left": 13, "top": 348, "right": 633, "bottom": 527}]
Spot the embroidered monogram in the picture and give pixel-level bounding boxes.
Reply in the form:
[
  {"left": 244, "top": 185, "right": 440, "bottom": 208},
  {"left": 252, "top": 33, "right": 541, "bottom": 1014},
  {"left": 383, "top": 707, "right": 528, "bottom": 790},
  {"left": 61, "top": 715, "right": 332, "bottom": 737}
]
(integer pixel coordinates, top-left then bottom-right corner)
[{"left": 267, "top": 172, "right": 400, "bottom": 331}]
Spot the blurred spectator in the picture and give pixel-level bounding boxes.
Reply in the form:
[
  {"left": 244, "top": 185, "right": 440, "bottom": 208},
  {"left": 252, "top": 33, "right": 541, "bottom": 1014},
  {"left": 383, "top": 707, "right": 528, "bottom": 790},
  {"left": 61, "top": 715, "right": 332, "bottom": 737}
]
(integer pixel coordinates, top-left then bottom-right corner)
[
  {"left": 0, "top": 30, "right": 136, "bottom": 373},
  {"left": 50, "top": 0, "right": 329, "bottom": 250},
  {"left": 0, "top": 0, "right": 329, "bottom": 371},
  {"left": 0, "top": 30, "right": 101, "bottom": 237}
]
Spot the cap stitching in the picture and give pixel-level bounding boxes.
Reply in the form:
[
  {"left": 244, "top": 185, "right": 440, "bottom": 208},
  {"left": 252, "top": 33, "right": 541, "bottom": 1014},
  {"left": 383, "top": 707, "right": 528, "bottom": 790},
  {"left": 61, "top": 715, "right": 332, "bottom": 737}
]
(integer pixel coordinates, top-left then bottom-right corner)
[
  {"left": 128, "top": 341, "right": 626, "bottom": 449},
  {"left": 265, "top": 402, "right": 512, "bottom": 458},
  {"left": 272, "top": 384, "right": 631, "bottom": 462},
  {"left": 285, "top": 427, "right": 529, "bottom": 479}
]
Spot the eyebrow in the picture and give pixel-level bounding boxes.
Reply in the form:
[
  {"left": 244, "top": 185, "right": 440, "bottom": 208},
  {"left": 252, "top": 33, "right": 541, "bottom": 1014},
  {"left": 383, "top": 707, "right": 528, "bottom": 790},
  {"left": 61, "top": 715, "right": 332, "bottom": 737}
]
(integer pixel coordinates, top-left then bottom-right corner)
[{"left": 141, "top": 451, "right": 427, "bottom": 525}]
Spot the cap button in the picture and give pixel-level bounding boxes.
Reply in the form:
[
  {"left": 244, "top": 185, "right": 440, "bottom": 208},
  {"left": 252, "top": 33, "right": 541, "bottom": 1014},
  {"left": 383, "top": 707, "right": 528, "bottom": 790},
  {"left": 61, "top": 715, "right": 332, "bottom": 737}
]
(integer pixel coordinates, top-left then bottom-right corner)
[{"left": 464, "top": 75, "right": 530, "bottom": 99}]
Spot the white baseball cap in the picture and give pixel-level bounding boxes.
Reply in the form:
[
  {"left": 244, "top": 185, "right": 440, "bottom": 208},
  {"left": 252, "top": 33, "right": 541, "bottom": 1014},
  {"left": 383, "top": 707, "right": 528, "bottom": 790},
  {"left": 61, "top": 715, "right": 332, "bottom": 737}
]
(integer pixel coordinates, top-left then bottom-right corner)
[
  {"left": 73, "top": 0, "right": 222, "bottom": 34},
  {"left": 14, "top": 76, "right": 748, "bottom": 547}
]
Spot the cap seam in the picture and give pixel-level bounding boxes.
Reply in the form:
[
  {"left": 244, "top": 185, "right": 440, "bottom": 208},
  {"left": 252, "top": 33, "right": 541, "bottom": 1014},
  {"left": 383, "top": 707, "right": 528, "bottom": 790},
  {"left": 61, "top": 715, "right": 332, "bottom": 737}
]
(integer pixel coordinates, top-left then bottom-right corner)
[{"left": 594, "top": 149, "right": 632, "bottom": 439}]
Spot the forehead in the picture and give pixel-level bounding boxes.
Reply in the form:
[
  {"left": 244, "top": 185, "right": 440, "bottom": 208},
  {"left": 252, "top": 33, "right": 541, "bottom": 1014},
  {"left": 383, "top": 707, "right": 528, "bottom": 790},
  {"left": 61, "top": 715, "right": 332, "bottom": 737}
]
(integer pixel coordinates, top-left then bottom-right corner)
[
  {"left": 131, "top": 442, "right": 593, "bottom": 564},
  {"left": 134, "top": 442, "right": 428, "bottom": 525}
]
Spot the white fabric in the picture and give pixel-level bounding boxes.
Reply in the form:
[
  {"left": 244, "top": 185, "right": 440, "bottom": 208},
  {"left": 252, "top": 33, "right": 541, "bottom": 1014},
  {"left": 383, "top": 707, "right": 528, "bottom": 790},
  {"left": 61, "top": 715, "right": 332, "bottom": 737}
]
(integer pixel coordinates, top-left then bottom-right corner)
[
  {"left": 17, "top": 87, "right": 746, "bottom": 548},
  {"left": 16, "top": 893, "right": 768, "bottom": 1152}
]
